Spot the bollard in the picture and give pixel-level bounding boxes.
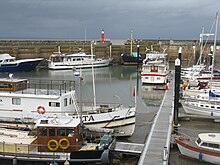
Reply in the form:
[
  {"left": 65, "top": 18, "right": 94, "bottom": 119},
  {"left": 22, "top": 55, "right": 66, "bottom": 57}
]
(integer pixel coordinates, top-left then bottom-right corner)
[
  {"left": 163, "top": 146, "right": 168, "bottom": 161},
  {"left": 174, "top": 56, "right": 181, "bottom": 134},
  {"left": 12, "top": 157, "right": 17, "bottom": 165}
]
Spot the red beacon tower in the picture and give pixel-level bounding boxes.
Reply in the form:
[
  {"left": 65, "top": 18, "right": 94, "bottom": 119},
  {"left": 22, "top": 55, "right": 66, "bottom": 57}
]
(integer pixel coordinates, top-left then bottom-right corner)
[{"left": 101, "top": 29, "right": 104, "bottom": 42}]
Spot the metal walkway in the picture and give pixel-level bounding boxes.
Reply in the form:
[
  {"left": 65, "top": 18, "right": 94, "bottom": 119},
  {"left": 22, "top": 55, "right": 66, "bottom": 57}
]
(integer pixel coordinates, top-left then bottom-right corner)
[
  {"left": 112, "top": 142, "right": 144, "bottom": 155},
  {"left": 138, "top": 77, "right": 174, "bottom": 165}
]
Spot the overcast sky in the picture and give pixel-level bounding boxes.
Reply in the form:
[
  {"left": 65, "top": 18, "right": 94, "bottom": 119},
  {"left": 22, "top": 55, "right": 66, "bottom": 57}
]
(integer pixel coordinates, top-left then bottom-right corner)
[{"left": 0, "top": 0, "right": 219, "bottom": 40}]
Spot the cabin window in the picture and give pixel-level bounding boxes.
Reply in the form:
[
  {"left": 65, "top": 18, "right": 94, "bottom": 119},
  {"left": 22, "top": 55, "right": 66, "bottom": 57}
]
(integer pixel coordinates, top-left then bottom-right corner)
[
  {"left": 64, "top": 98, "right": 68, "bottom": 107},
  {"left": 69, "top": 98, "right": 72, "bottom": 105},
  {"left": 157, "top": 77, "right": 160, "bottom": 80},
  {"left": 201, "top": 142, "right": 208, "bottom": 147},
  {"left": 12, "top": 98, "right": 21, "bottom": 105},
  {"left": 205, "top": 105, "right": 209, "bottom": 108},
  {"left": 208, "top": 143, "right": 220, "bottom": 149},
  {"left": 49, "top": 102, "right": 60, "bottom": 107},
  {"left": 200, "top": 105, "right": 204, "bottom": 107},
  {"left": 39, "top": 128, "right": 47, "bottom": 136},
  {"left": 211, "top": 106, "right": 215, "bottom": 109},
  {"left": 217, "top": 107, "right": 220, "bottom": 109},
  {"left": 196, "top": 138, "right": 201, "bottom": 144},
  {"left": 67, "top": 128, "right": 75, "bottom": 137},
  {"left": 49, "top": 128, "right": 56, "bottom": 136},
  {"left": 58, "top": 128, "right": 66, "bottom": 136}
]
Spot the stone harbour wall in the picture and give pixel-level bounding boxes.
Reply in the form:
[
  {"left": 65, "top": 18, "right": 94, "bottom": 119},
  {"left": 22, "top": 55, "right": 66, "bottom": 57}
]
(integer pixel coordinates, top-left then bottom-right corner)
[{"left": 0, "top": 39, "right": 219, "bottom": 67}]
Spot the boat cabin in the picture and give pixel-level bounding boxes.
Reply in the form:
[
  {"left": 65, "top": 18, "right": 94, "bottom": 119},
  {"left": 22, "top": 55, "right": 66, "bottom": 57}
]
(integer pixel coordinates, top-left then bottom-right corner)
[
  {"left": 36, "top": 116, "right": 82, "bottom": 152},
  {"left": 0, "top": 77, "right": 28, "bottom": 92},
  {"left": 196, "top": 133, "right": 220, "bottom": 151}
]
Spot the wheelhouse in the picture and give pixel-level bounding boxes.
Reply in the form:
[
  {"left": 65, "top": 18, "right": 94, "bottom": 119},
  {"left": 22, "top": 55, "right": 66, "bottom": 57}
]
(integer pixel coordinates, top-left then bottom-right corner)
[
  {"left": 196, "top": 133, "right": 220, "bottom": 151},
  {"left": 36, "top": 117, "right": 82, "bottom": 152}
]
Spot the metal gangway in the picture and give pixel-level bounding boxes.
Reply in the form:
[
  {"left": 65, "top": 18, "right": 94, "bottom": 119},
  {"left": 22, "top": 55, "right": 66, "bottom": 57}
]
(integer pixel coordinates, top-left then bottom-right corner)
[{"left": 138, "top": 77, "right": 174, "bottom": 165}]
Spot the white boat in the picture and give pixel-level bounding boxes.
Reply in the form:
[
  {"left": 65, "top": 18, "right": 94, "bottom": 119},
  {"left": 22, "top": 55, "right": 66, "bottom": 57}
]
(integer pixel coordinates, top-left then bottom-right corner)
[
  {"left": 176, "top": 133, "right": 220, "bottom": 164},
  {"left": 182, "top": 99, "right": 220, "bottom": 116},
  {"left": 141, "top": 49, "right": 169, "bottom": 84},
  {"left": 0, "top": 75, "right": 135, "bottom": 137},
  {"left": 48, "top": 45, "right": 112, "bottom": 70},
  {"left": 0, "top": 53, "right": 43, "bottom": 72}
]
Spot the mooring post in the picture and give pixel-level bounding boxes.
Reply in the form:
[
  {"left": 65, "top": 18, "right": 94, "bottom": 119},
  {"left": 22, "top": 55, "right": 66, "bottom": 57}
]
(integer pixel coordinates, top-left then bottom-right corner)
[
  {"left": 174, "top": 47, "right": 181, "bottom": 134},
  {"left": 178, "top": 47, "right": 182, "bottom": 66}
]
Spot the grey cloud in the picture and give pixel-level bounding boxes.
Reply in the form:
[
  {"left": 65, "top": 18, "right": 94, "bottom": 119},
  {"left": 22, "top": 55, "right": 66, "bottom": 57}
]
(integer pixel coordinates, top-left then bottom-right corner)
[{"left": 0, "top": 0, "right": 219, "bottom": 39}]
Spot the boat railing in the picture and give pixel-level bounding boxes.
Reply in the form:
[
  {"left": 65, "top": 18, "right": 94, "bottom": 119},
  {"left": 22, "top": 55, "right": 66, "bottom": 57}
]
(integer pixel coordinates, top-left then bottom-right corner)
[
  {"left": 175, "top": 130, "right": 197, "bottom": 145},
  {"left": 15, "top": 79, "right": 75, "bottom": 96}
]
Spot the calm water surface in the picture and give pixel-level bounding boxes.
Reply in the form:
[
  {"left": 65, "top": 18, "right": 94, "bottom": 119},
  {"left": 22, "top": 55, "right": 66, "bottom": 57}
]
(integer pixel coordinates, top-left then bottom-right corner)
[{"left": 0, "top": 65, "right": 218, "bottom": 165}]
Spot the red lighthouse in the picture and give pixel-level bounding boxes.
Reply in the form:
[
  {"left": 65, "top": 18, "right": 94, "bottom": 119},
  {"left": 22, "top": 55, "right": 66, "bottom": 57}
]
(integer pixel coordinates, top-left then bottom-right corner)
[{"left": 101, "top": 29, "right": 104, "bottom": 42}]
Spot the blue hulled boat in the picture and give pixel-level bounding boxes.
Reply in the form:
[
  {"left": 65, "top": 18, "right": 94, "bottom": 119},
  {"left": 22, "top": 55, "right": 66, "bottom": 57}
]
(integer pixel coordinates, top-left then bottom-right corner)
[{"left": 0, "top": 54, "right": 43, "bottom": 72}]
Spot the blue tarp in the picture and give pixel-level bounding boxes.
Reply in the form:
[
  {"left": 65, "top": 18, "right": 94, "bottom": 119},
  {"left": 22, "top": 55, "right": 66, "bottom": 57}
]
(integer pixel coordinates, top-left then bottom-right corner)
[{"left": 209, "top": 90, "right": 220, "bottom": 97}]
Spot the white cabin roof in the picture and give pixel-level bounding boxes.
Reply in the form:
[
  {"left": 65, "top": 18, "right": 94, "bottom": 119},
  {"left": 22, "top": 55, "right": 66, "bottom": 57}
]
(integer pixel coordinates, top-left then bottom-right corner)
[
  {"left": 35, "top": 116, "right": 80, "bottom": 128},
  {"left": 50, "top": 52, "right": 95, "bottom": 58},
  {"left": 0, "top": 54, "right": 15, "bottom": 60},
  {"left": 199, "top": 133, "right": 220, "bottom": 144}
]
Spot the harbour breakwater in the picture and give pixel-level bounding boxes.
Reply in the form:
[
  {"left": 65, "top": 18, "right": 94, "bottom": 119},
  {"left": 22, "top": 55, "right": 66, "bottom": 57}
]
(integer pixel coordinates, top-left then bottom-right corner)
[{"left": 0, "top": 39, "right": 219, "bottom": 67}]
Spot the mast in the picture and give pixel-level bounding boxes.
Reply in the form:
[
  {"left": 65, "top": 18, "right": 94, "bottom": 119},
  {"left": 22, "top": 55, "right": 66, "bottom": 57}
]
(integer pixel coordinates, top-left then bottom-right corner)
[
  {"left": 91, "top": 41, "right": 97, "bottom": 110},
  {"left": 199, "top": 27, "right": 205, "bottom": 65},
  {"left": 211, "top": 12, "right": 219, "bottom": 85},
  {"left": 130, "top": 29, "right": 133, "bottom": 56}
]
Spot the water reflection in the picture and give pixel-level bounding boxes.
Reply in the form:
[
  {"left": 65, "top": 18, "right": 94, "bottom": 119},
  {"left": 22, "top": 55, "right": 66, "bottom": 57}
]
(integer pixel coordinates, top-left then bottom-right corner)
[{"left": 141, "top": 85, "right": 165, "bottom": 107}]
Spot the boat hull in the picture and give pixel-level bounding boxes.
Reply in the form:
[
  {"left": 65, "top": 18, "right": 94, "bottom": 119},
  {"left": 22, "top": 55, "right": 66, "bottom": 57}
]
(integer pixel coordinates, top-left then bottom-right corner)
[
  {"left": 0, "top": 58, "right": 43, "bottom": 72},
  {"left": 121, "top": 54, "right": 142, "bottom": 65},
  {"left": 182, "top": 101, "right": 220, "bottom": 116},
  {"left": 176, "top": 137, "right": 220, "bottom": 164},
  {"left": 70, "top": 107, "right": 136, "bottom": 137}
]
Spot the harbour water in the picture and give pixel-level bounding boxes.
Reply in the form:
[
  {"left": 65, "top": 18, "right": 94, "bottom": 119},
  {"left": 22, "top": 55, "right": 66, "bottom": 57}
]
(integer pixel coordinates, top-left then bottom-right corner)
[{"left": 0, "top": 65, "right": 218, "bottom": 165}]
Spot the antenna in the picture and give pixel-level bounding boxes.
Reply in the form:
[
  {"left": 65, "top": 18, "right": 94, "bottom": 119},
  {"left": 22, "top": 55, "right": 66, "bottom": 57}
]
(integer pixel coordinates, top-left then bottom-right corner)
[{"left": 145, "top": 47, "right": 150, "bottom": 53}]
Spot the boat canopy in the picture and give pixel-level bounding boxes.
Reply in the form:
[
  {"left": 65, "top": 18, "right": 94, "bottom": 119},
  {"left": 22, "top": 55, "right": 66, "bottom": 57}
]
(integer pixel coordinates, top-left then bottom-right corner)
[
  {"left": 209, "top": 90, "right": 220, "bottom": 97},
  {"left": 0, "top": 54, "right": 15, "bottom": 60}
]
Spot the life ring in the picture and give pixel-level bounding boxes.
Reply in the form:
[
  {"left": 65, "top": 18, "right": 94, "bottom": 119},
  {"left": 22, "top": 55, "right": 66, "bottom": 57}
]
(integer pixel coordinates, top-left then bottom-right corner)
[
  {"left": 47, "top": 139, "right": 59, "bottom": 151},
  {"left": 59, "top": 138, "right": 70, "bottom": 150},
  {"left": 37, "top": 106, "right": 45, "bottom": 114}
]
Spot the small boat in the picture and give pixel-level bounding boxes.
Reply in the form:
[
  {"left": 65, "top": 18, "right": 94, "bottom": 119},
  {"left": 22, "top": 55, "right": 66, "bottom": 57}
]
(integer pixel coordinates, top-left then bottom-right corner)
[
  {"left": 121, "top": 30, "right": 143, "bottom": 65},
  {"left": 0, "top": 53, "right": 43, "bottom": 72},
  {"left": 121, "top": 52, "right": 143, "bottom": 65},
  {"left": 141, "top": 49, "right": 169, "bottom": 84},
  {"left": 0, "top": 116, "right": 113, "bottom": 164},
  {"left": 48, "top": 46, "right": 112, "bottom": 70},
  {"left": 176, "top": 133, "right": 220, "bottom": 164}
]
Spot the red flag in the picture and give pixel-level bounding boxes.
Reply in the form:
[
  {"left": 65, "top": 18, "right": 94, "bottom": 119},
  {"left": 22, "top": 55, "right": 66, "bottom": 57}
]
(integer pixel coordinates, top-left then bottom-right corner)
[{"left": 133, "top": 87, "right": 136, "bottom": 96}]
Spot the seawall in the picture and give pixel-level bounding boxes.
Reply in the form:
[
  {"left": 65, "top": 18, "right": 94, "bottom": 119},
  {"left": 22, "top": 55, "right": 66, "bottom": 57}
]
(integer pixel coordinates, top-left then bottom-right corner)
[{"left": 0, "top": 39, "right": 219, "bottom": 67}]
